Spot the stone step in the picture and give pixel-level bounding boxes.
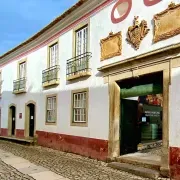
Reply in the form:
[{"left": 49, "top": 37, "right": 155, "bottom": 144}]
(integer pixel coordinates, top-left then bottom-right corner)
[
  {"left": 116, "top": 156, "right": 160, "bottom": 171},
  {"left": 0, "top": 136, "right": 35, "bottom": 145},
  {"left": 108, "top": 162, "right": 161, "bottom": 179}
]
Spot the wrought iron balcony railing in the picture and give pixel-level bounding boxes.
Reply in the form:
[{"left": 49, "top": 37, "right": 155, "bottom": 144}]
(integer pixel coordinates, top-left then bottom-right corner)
[
  {"left": 42, "top": 65, "right": 60, "bottom": 84},
  {"left": 66, "top": 52, "right": 92, "bottom": 79},
  {"left": 13, "top": 78, "right": 26, "bottom": 92}
]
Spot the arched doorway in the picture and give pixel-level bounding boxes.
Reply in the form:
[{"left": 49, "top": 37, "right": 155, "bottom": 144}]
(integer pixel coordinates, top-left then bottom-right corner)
[
  {"left": 8, "top": 104, "right": 16, "bottom": 136},
  {"left": 25, "top": 101, "right": 36, "bottom": 138}
]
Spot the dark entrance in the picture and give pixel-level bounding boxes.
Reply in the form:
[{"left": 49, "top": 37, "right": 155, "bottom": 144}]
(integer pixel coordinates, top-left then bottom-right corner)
[
  {"left": 10, "top": 106, "right": 16, "bottom": 136},
  {"left": 28, "top": 104, "right": 35, "bottom": 137},
  {"left": 121, "top": 99, "right": 138, "bottom": 155},
  {"left": 119, "top": 72, "right": 163, "bottom": 155}
]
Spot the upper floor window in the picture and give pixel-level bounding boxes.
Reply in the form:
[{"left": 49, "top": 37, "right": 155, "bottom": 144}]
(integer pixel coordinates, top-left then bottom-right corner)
[
  {"left": 19, "top": 61, "right": 26, "bottom": 78},
  {"left": 49, "top": 42, "right": 58, "bottom": 67},
  {"left": 75, "top": 25, "right": 88, "bottom": 56},
  {"left": 42, "top": 41, "right": 60, "bottom": 87},
  {"left": 66, "top": 23, "right": 91, "bottom": 81},
  {"left": 13, "top": 59, "right": 27, "bottom": 94}
]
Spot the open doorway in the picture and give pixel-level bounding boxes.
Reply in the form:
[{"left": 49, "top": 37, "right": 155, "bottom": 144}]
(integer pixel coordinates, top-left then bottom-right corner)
[
  {"left": 118, "top": 72, "right": 163, "bottom": 156},
  {"left": 28, "top": 104, "right": 35, "bottom": 137},
  {"left": 25, "top": 102, "right": 35, "bottom": 138},
  {"left": 9, "top": 105, "right": 16, "bottom": 136}
]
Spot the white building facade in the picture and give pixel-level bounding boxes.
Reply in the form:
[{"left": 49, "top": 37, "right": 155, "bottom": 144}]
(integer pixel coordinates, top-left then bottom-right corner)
[{"left": 0, "top": 0, "right": 180, "bottom": 178}]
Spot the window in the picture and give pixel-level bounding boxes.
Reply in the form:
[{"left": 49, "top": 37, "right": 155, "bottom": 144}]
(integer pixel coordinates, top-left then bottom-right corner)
[
  {"left": 19, "top": 61, "right": 26, "bottom": 78},
  {"left": 71, "top": 89, "right": 88, "bottom": 126},
  {"left": 49, "top": 43, "right": 58, "bottom": 67},
  {"left": 75, "top": 25, "right": 88, "bottom": 56},
  {"left": 46, "top": 95, "right": 57, "bottom": 123},
  {"left": 13, "top": 59, "right": 27, "bottom": 94}
]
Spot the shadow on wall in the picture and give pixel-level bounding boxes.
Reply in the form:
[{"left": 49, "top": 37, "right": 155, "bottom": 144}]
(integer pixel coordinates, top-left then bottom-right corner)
[{"left": 0, "top": 85, "right": 109, "bottom": 161}]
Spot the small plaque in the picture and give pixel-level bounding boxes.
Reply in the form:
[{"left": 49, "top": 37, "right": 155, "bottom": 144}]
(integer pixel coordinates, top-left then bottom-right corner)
[{"left": 19, "top": 113, "right": 22, "bottom": 119}]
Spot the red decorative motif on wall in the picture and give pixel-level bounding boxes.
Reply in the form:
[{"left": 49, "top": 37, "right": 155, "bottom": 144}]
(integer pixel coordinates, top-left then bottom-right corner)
[
  {"left": 111, "top": 0, "right": 161, "bottom": 24},
  {"left": 111, "top": 0, "right": 132, "bottom": 24},
  {"left": 144, "top": 0, "right": 161, "bottom": 6}
]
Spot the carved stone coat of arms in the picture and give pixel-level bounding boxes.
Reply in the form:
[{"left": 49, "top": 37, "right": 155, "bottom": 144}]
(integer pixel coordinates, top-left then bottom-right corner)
[{"left": 127, "top": 16, "right": 150, "bottom": 50}]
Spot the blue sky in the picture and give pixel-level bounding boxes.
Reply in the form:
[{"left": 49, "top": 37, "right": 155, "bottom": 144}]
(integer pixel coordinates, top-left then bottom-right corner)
[{"left": 0, "top": 0, "right": 78, "bottom": 55}]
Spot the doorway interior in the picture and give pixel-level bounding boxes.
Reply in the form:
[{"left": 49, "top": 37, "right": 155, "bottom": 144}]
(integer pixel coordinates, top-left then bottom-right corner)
[
  {"left": 27, "top": 103, "right": 35, "bottom": 137},
  {"left": 10, "top": 106, "right": 16, "bottom": 136},
  {"left": 118, "top": 72, "right": 163, "bottom": 156}
]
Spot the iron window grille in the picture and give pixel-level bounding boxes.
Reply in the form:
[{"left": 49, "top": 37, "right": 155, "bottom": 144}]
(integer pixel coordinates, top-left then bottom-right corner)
[
  {"left": 66, "top": 52, "right": 92, "bottom": 78},
  {"left": 13, "top": 78, "right": 26, "bottom": 92},
  {"left": 42, "top": 65, "right": 60, "bottom": 84}
]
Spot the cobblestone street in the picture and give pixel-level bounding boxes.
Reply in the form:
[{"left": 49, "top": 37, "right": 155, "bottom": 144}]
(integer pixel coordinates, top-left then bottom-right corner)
[
  {"left": 0, "top": 140, "right": 170, "bottom": 180},
  {"left": 0, "top": 158, "right": 34, "bottom": 180}
]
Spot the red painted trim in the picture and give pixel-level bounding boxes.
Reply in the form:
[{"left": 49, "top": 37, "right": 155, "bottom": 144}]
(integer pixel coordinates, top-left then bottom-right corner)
[
  {"left": 0, "top": 128, "right": 8, "bottom": 136},
  {"left": 36, "top": 131, "right": 108, "bottom": 161},
  {"left": 111, "top": 0, "right": 132, "bottom": 24},
  {"left": 0, "top": 0, "right": 113, "bottom": 68},
  {"left": 170, "top": 147, "right": 180, "bottom": 179},
  {"left": 144, "top": 0, "right": 161, "bottom": 6},
  {"left": 16, "top": 129, "right": 24, "bottom": 139}
]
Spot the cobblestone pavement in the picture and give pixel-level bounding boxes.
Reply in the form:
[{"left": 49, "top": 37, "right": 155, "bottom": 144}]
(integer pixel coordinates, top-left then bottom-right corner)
[
  {"left": 0, "top": 158, "right": 34, "bottom": 180},
  {"left": 0, "top": 140, "right": 169, "bottom": 180}
]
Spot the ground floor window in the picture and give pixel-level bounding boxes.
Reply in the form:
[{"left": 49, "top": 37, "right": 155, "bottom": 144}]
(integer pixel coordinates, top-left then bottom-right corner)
[
  {"left": 46, "top": 95, "right": 57, "bottom": 123},
  {"left": 71, "top": 88, "right": 88, "bottom": 126}
]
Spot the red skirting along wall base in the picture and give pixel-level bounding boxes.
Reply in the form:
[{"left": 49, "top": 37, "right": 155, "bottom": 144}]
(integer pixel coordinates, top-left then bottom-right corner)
[
  {"left": 0, "top": 128, "right": 108, "bottom": 161},
  {"left": 16, "top": 129, "right": 25, "bottom": 139},
  {"left": 170, "top": 147, "right": 180, "bottom": 180},
  {"left": 0, "top": 128, "right": 25, "bottom": 138},
  {"left": 36, "top": 131, "right": 108, "bottom": 161},
  {"left": 0, "top": 128, "right": 8, "bottom": 136}
]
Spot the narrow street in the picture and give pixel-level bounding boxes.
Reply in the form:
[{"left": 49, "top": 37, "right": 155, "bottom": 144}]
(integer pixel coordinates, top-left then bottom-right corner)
[{"left": 0, "top": 140, "right": 169, "bottom": 180}]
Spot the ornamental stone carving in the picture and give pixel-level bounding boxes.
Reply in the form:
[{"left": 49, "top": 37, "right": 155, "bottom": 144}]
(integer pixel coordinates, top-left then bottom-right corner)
[
  {"left": 126, "top": 16, "right": 150, "bottom": 50},
  {"left": 154, "top": 2, "right": 180, "bottom": 43},
  {"left": 100, "top": 31, "right": 122, "bottom": 61}
]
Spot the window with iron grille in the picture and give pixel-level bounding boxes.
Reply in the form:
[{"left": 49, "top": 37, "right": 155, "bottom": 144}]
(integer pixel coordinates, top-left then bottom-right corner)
[
  {"left": 75, "top": 25, "right": 88, "bottom": 56},
  {"left": 19, "top": 62, "right": 26, "bottom": 78},
  {"left": 73, "top": 91, "right": 87, "bottom": 123},
  {"left": 49, "top": 43, "right": 58, "bottom": 67},
  {"left": 46, "top": 96, "right": 57, "bottom": 123}
]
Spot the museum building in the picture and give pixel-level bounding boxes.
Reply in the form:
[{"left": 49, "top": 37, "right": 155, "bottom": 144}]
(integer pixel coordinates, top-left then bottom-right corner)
[{"left": 0, "top": 0, "right": 180, "bottom": 178}]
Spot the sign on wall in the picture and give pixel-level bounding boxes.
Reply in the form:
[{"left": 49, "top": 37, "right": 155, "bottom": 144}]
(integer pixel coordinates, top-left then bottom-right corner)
[{"left": 19, "top": 113, "right": 22, "bottom": 119}]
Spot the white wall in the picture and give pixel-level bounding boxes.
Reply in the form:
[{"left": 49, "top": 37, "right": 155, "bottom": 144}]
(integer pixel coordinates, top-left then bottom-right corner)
[
  {"left": 169, "top": 67, "right": 180, "bottom": 147},
  {"left": 0, "top": 0, "right": 179, "bottom": 141}
]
